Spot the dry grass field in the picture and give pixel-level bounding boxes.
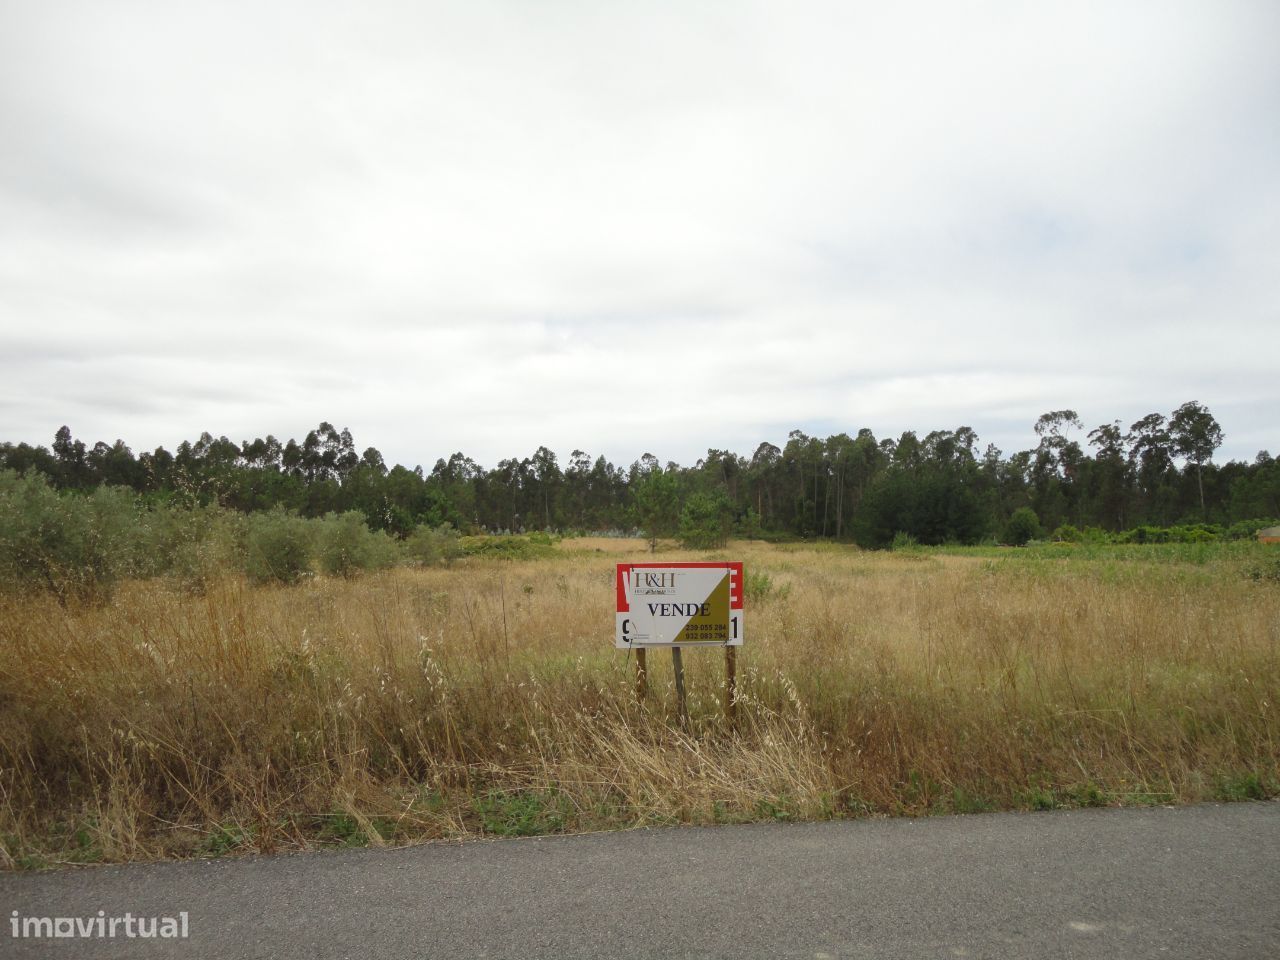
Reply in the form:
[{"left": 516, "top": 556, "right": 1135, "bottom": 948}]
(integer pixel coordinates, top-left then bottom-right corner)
[{"left": 1, "top": 538, "right": 1278, "bottom": 867}]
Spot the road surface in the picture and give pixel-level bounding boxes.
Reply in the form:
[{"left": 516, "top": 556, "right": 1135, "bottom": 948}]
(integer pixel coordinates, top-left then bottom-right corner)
[{"left": 3, "top": 802, "right": 1277, "bottom": 958}]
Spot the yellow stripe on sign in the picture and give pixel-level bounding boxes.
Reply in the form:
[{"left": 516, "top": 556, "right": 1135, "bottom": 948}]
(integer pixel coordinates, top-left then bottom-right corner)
[{"left": 672, "top": 571, "right": 731, "bottom": 645}]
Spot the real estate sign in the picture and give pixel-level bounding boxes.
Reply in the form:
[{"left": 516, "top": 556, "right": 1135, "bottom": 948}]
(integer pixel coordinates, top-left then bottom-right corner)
[{"left": 615, "top": 562, "right": 744, "bottom": 648}]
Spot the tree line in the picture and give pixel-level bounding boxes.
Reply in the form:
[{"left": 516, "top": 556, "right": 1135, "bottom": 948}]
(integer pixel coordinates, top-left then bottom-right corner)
[{"left": 2, "top": 401, "right": 1277, "bottom": 547}]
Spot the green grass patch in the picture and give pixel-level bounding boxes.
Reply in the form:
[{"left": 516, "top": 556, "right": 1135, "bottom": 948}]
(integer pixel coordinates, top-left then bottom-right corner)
[
  {"left": 948, "top": 787, "right": 995, "bottom": 815},
  {"left": 473, "top": 789, "right": 569, "bottom": 837},
  {"left": 1213, "top": 771, "right": 1272, "bottom": 802},
  {"left": 753, "top": 796, "right": 796, "bottom": 822},
  {"left": 64, "top": 819, "right": 103, "bottom": 864},
  {"left": 201, "top": 823, "right": 254, "bottom": 856},
  {"left": 316, "top": 812, "right": 396, "bottom": 847},
  {"left": 1061, "top": 782, "right": 1109, "bottom": 808}
]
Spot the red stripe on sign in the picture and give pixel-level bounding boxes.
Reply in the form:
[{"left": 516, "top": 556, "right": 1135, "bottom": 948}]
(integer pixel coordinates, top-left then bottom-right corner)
[
  {"left": 616, "top": 564, "right": 630, "bottom": 612},
  {"left": 623, "top": 562, "right": 736, "bottom": 569},
  {"left": 729, "top": 561, "right": 744, "bottom": 609}
]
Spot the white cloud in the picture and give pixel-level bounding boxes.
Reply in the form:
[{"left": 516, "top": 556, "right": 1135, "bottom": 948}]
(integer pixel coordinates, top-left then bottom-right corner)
[{"left": 1, "top": 0, "right": 1277, "bottom": 469}]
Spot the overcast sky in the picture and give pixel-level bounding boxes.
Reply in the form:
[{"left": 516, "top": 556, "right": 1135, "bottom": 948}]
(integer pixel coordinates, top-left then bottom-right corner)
[{"left": 2, "top": 0, "right": 1277, "bottom": 471}]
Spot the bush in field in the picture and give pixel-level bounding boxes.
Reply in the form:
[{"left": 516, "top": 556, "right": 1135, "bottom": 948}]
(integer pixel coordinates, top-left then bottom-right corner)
[
  {"left": 0, "top": 469, "right": 243, "bottom": 597},
  {"left": 1225, "top": 519, "right": 1280, "bottom": 541},
  {"left": 1178, "top": 524, "right": 1221, "bottom": 543},
  {"left": 131, "top": 501, "right": 244, "bottom": 592},
  {"left": 0, "top": 470, "right": 142, "bottom": 599},
  {"left": 316, "top": 511, "right": 398, "bottom": 577},
  {"left": 1051, "top": 523, "right": 1116, "bottom": 545},
  {"left": 82, "top": 485, "right": 151, "bottom": 581},
  {"left": 891, "top": 531, "right": 920, "bottom": 551},
  {"left": 1246, "top": 553, "right": 1280, "bottom": 583},
  {"left": 1119, "top": 523, "right": 1223, "bottom": 545},
  {"left": 170, "top": 507, "right": 244, "bottom": 591},
  {"left": 404, "top": 523, "right": 463, "bottom": 566},
  {"left": 458, "top": 534, "right": 557, "bottom": 560},
  {"left": 1002, "top": 507, "right": 1041, "bottom": 547},
  {"left": 743, "top": 568, "right": 790, "bottom": 602},
  {"left": 0, "top": 469, "right": 84, "bottom": 593},
  {"left": 679, "top": 491, "right": 733, "bottom": 549},
  {"left": 243, "top": 509, "right": 313, "bottom": 585},
  {"left": 1121, "top": 526, "right": 1164, "bottom": 545}
]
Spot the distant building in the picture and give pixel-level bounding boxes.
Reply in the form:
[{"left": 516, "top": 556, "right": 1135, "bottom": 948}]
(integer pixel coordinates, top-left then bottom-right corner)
[{"left": 1259, "top": 526, "right": 1280, "bottom": 544}]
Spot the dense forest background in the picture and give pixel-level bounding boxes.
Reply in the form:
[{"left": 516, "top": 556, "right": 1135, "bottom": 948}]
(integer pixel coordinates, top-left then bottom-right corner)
[{"left": 2, "top": 401, "right": 1277, "bottom": 548}]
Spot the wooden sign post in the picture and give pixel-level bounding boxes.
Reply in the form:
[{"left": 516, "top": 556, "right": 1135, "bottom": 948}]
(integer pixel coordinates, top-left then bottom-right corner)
[
  {"left": 634, "top": 648, "right": 648, "bottom": 704},
  {"left": 671, "top": 647, "right": 688, "bottom": 728},
  {"left": 724, "top": 645, "right": 737, "bottom": 728}
]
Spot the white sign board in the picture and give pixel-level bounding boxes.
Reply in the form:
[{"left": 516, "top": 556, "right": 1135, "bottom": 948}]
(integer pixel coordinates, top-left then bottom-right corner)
[{"left": 615, "top": 562, "right": 744, "bottom": 648}]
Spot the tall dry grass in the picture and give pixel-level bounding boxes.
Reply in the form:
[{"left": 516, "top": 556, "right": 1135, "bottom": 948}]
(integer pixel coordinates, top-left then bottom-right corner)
[{"left": 1, "top": 539, "right": 1277, "bottom": 866}]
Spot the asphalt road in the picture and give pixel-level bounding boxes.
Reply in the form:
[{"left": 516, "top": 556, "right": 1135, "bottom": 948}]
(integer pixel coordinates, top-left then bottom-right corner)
[{"left": 3, "top": 802, "right": 1277, "bottom": 959}]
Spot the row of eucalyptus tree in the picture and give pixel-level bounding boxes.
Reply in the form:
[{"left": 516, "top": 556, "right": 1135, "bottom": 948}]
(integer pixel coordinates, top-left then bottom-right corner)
[{"left": 3, "top": 402, "right": 1275, "bottom": 545}]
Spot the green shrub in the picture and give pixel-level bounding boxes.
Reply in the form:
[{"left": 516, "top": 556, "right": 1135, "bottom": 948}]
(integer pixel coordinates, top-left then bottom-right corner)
[
  {"left": 1123, "top": 523, "right": 1225, "bottom": 545},
  {"left": 1225, "top": 519, "right": 1280, "bottom": 541},
  {"left": 743, "top": 569, "right": 790, "bottom": 603},
  {"left": 458, "top": 535, "right": 557, "bottom": 561},
  {"left": 1182, "top": 525, "right": 1220, "bottom": 543},
  {"left": 316, "top": 511, "right": 397, "bottom": 577},
  {"left": 0, "top": 470, "right": 139, "bottom": 599},
  {"left": 243, "top": 509, "right": 313, "bottom": 585},
  {"left": 890, "top": 531, "right": 920, "bottom": 551},
  {"left": 1246, "top": 554, "right": 1280, "bottom": 584},
  {"left": 0, "top": 469, "right": 83, "bottom": 593},
  {"left": 1120, "top": 525, "right": 1162, "bottom": 544},
  {"left": 141, "top": 502, "right": 243, "bottom": 592},
  {"left": 404, "top": 523, "right": 463, "bottom": 566},
  {"left": 679, "top": 491, "right": 733, "bottom": 549},
  {"left": 1002, "top": 507, "right": 1041, "bottom": 547}
]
